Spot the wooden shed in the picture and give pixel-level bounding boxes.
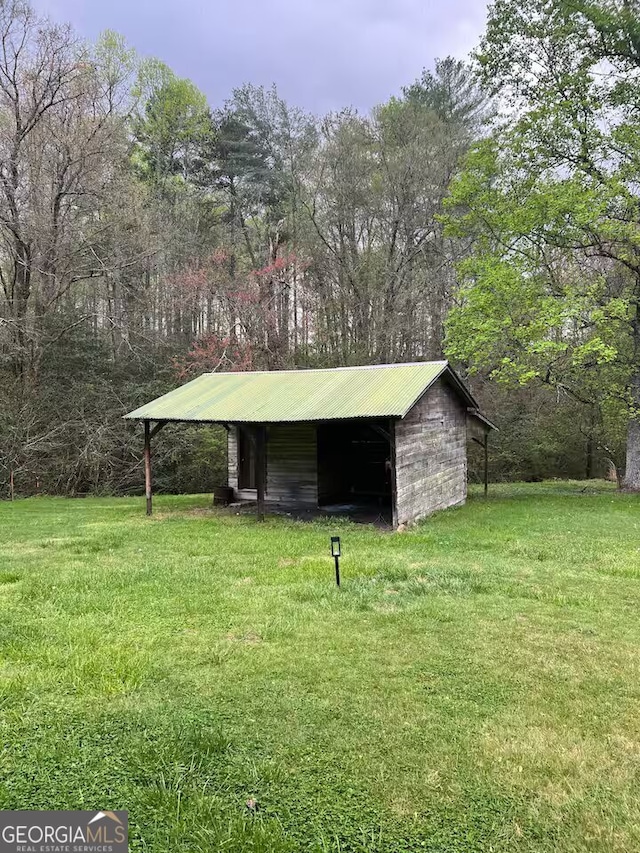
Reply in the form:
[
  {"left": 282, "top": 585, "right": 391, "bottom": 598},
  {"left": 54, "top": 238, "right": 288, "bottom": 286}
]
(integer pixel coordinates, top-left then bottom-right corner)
[{"left": 125, "top": 361, "right": 496, "bottom": 526}]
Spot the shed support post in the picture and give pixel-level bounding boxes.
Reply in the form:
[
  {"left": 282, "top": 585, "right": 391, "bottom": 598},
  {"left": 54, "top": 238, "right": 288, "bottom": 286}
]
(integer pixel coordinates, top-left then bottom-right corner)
[
  {"left": 144, "top": 420, "right": 152, "bottom": 516},
  {"left": 484, "top": 432, "right": 489, "bottom": 497},
  {"left": 255, "top": 425, "right": 266, "bottom": 522},
  {"left": 390, "top": 419, "right": 398, "bottom": 529},
  {"left": 143, "top": 420, "right": 167, "bottom": 515}
]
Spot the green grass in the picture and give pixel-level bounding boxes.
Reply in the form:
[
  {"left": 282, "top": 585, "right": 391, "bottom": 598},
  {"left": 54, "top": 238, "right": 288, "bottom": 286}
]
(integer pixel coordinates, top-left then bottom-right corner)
[{"left": 1, "top": 481, "right": 640, "bottom": 851}]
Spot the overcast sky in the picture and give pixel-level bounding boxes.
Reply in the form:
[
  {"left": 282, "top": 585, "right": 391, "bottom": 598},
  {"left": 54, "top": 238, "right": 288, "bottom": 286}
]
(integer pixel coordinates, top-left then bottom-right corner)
[{"left": 31, "top": 0, "right": 488, "bottom": 115}]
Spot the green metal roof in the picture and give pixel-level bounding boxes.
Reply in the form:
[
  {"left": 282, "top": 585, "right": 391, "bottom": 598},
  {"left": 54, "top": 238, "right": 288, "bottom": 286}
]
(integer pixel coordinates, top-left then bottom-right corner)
[{"left": 125, "top": 361, "right": 479, "bottom": 423}]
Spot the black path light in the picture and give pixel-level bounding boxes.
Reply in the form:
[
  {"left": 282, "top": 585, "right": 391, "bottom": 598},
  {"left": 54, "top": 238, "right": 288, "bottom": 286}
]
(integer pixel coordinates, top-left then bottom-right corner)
[{"left": 331, "top": 536, "right": 341, "bottom": 587}]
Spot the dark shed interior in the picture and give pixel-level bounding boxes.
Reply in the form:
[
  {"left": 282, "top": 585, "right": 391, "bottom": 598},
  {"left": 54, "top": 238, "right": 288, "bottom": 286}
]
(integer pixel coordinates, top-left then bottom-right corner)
[{"left": 317, "top": 421, "right": 392, "bottom": 511}]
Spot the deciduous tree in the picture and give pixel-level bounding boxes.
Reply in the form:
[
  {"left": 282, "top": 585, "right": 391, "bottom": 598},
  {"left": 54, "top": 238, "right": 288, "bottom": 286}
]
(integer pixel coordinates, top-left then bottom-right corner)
[{"left": 445, "top": 0, "right": 640, "bottom": 488}]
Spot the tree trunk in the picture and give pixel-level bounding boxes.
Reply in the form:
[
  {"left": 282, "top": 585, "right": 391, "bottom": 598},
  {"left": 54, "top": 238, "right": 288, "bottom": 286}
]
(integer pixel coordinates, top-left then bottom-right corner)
[
  {"left": 12, "top": 240, "right": 32, "bottom": 383},
  {"left": 585, "top": 433, "right": 594, "bottom": 480},
  {"left": 585, "top": 406, "right": 595, "bottom": 480},
  {"left": 623, "top": 371, "right": 640, "bottom": 490}
]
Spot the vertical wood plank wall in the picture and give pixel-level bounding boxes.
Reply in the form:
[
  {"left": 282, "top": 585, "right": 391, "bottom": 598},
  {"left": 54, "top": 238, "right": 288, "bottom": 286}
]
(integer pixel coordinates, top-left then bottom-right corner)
[
  {"left": 266, "top": 424, "right": 318, "bottom": 506},
  {"left": 394, "top": 378, "right": 467, "bottom": 525},
  {"left": 228, "top": 424, "right": 318, "bottom": 506},
  {"left": 228, "top": 427, "right": 239, "bottom": 492}
]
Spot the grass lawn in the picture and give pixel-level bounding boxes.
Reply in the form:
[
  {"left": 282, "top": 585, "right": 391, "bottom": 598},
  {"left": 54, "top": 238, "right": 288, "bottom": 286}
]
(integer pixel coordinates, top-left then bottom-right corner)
[{"left": 1, "top": 482, "right": 640, "bottom": 851}]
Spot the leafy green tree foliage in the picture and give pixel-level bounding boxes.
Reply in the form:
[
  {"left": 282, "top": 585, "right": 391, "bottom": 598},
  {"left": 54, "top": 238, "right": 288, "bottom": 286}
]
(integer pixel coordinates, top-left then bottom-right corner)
[
  {"left": 402, "top": 56, "right": 490, "bottom": 136},
  {"left": 302, "top": 60, "right": 488, "bottom": 364},
  {"left": 213, "top": 85, "right": 316, "bottom": 213},
  {"left": 212, "top": 112, "right": 270, "bottom": 196},
  {"left": 205, "top": 85, "right": 317, "bottom": 366},
  {"left": 445, "top": 0, "right": 640, "bottom": 487},
  {"left": 468, "top": 377, "right": 623, "bottom": 484},
  {"left": 0, "top": 5, "right": 135, "bottom": 385},
  {"left": 133, "top": 59, "right": 212, "bottom": 186}
]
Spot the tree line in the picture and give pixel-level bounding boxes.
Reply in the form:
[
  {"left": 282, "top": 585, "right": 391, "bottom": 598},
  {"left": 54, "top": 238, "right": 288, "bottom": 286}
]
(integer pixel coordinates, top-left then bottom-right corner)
[{"left": 0, "top": 0, "right": 637, "bottom": 497}]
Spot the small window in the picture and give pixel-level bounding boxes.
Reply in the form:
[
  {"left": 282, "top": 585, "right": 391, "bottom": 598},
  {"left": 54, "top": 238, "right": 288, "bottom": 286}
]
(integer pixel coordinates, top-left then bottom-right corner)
[{"left": 238, "top": 429, "right": 256, "bottom": 489}]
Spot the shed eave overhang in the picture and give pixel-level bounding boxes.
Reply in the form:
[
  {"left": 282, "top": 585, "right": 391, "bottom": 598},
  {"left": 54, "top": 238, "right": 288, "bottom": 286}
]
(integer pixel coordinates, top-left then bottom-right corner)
[{"left": 123, "top": 361, "right": 491, "bottom": 425}]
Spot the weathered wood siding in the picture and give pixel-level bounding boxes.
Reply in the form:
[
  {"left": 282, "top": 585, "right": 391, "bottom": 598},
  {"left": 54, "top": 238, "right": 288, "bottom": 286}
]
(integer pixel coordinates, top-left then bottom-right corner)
[
  {"left": 228, "top": 424, "right": 318, "bottom": 506},
  {"left": 228, "top": 428, "right": 238, "bottom": 491},
  {"left": 227, "top": 426, "right": 244, "bottom": 498},
  {"left": 266, "top": 424, "right": 317, "bottom": 506},
  {"left": 228, "top": 427, "right": 259, "bottom": 501},
  {"left": 394, "top": 377, "right": 467, "bottom": 524}
]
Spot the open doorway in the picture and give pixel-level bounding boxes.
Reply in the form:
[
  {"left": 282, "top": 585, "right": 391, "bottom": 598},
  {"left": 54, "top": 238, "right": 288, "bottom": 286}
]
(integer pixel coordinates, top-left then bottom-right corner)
[
  {"left": 238, "top": 428, "right": 256, "bottom": 490},
  {"left": 317, "top": 422, "right": 392, "bottom": 516}
]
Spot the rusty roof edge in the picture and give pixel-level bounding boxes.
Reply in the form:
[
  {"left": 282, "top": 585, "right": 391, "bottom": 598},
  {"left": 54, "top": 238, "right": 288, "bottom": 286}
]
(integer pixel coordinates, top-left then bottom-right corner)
[
  {"left": 123, "top": 414, "right": 407, "bottom": 424},
  {"left": 442, "top": 365, "right": 480, "bottom": 410},
  {"left": 442, "top": 368, "right": 498, "bottom": 430},
  {"left": 397, "top": 362, "right": 480, "bottom": 418},
  {"left": 467, "top": 408, "right": 499, "bottom": 431},
  {"left": 123, "top": 361, "right": 461, "bottom": 423},
  {"left": 198, "top": 360, "right": 449, "bottom": 377},
  {"left": 123, "top": 373, "right": 210, "bottom": 420},
  {"left": 396, "top": 362, "right": 447, "bottom": 418}
]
